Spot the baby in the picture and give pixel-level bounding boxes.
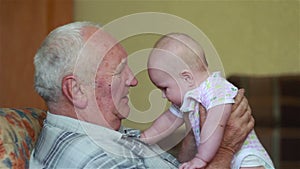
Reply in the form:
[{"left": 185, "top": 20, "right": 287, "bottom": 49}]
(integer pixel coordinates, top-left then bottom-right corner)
[{"left": 140, "top": 33, "right": 274, "bottom": 169}]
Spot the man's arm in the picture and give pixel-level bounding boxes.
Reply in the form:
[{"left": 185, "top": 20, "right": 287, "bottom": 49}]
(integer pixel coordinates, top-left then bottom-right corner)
[{"left": 178, "top": 89, "right": 255, "bottom": 168}]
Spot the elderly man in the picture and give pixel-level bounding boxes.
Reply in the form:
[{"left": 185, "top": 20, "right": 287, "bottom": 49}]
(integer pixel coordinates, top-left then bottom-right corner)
[{"left": 30, "top": 22, "right": 254, "bottom": 168}]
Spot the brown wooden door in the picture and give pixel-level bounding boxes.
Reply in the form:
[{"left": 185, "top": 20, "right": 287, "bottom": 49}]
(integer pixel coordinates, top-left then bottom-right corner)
[{"left": 0, "top": 0, "right": 73, "bottom": 109}]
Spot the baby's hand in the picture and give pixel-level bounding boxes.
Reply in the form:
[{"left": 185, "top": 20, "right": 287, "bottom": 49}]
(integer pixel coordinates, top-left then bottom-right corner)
[{"left": 179, "top": 157, "right": 207, "bottom": 169}]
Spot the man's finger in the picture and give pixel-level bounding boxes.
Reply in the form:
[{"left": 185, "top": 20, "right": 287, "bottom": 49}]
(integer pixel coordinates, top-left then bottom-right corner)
[
  {"left": 232, "top": 89, "right": 245, "bottom": 111},
  {"left": 233, "top": 96, "right": 249, "bottom": 119},
  {"left": 199, "top": 104, "right": 206, "bottom": 128}
]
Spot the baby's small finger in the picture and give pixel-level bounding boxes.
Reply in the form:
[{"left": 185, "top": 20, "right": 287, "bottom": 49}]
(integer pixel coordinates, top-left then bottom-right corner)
[{"left": 179, "top": 163, "right": 188, "bottom": 169}]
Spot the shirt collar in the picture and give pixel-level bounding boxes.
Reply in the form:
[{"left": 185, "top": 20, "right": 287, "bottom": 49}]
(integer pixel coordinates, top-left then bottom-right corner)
[{"left": 46, "top": 111, "right": 123, "bottom": 141}]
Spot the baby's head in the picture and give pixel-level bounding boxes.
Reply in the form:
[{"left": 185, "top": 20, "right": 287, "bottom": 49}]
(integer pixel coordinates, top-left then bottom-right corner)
[{"left": 148, "top": 33, "right": 209, "bottom": 106}]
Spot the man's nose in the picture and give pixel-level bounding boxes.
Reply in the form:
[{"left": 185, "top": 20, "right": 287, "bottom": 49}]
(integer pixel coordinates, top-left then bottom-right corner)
[
  {"left": 129, "top": 76, "right": 138, "bottom": 87},
  {"left": 126, "top": 69, "right": 138, "bottom": 87}
]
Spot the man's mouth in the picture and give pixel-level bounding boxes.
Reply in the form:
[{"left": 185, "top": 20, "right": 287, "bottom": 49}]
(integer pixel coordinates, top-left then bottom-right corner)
[{"left": 122, "top": 96, "right": 129, "bottom": 102}]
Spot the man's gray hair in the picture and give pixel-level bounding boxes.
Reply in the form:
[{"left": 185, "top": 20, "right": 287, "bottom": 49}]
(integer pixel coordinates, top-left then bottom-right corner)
[{"left": 34, "top": 21, "right": 100, "bottom": 102}]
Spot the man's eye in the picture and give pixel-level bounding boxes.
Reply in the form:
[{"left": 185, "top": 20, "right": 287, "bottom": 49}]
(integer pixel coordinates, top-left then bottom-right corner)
[
  {"left": 113, "top": 71, "right": 122, "bottom": 76},
  {"left": 113, "top": 74, "right": 121, "bottom": 79}
]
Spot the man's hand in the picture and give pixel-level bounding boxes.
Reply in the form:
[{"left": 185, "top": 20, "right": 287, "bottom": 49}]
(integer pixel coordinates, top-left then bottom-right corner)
[{"left": 221, "top": 89, "right": 255, "bottom": 154}]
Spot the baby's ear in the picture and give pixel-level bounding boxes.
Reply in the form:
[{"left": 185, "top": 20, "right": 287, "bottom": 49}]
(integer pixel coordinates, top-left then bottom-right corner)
[{"left": 180, "top": 70, "right": 195, "bottom": 86}]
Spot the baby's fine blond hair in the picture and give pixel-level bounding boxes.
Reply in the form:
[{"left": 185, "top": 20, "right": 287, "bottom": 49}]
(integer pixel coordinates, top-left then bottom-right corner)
[{"left": 153, "top": 33, "right": 208, "bottom": 73}]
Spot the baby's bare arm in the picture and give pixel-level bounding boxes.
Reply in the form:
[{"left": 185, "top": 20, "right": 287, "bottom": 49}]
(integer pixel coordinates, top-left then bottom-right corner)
[
  {"left": 178, "top": 104, "right": 232, "bottom": 169},
  {"left": 141, "top": 110, "right": 184, "bottom": 144},
  {"left": 196, "top": 104, "right": 232, "bottom": 163}
]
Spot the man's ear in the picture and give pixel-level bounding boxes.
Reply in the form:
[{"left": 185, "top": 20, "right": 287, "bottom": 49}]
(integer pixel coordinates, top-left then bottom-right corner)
[
  {"left": 62, "top": 75, "right": 88, "bottom": 109},
  {"left": 180, "top": 70, "right": 195, "bottom": 87}
]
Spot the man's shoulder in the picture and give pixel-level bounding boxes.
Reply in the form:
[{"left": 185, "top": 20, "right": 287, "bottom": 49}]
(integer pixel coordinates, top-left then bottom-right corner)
[{"left": 30, "top": 128, "right": 130, "bottom": 168}]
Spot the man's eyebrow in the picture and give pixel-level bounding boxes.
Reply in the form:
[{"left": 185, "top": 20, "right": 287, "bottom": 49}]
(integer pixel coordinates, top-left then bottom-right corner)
[{"left": 114, "top": 58, "right": 127, "bottom": 75}]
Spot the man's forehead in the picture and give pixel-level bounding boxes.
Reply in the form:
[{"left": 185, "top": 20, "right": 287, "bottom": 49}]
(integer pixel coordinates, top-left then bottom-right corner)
[
  {"left": 104, "top": 43, "right": 127, "bottom": 60},
  {"left": 82, "top": 28, "right": 126, "bottom": 61},
  {"left": 82, "top": 27, "right": 101, "bottom": 41},
  {"left": 99, "top": 44, "right": 128, "bottom": 73},
  {"left": 79, "top": 27, "right": 128, "bottom": 75},
  {"left": 82, "top": 27, "right": 119, "bottom": 50}
]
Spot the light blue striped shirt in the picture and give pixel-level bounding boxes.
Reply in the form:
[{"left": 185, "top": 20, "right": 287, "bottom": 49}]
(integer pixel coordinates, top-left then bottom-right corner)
[{"left": 29, "top": 112, "right": 179, "bottom": 169}]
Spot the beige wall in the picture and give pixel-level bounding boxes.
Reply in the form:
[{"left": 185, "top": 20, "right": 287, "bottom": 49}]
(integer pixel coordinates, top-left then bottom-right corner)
[
  {"left": 74, "top": 0, "right": 299, "bottom": 76},
  {"left": 74, "top": 0, "right": 299, "bottom": 129}
]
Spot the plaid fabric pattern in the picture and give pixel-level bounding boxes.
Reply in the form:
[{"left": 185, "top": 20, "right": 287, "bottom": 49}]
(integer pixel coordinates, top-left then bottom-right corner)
[{"left": 29, "top": 112, "right": 179, "bottom": 169}]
